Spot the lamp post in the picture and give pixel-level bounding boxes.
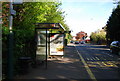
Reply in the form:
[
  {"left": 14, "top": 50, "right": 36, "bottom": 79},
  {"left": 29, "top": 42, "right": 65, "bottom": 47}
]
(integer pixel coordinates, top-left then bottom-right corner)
[
  {"left": 7, "top": 0, "right": 23, "bottom": 79},
  {"left": 7, "top": 0, "right": 14, "bottom": 79}
]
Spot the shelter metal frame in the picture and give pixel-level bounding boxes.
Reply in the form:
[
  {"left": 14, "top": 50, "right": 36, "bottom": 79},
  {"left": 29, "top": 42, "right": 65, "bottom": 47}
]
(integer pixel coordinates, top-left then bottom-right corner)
[{"left": 35, "top": 23, "right": 65, "bottom": 69}]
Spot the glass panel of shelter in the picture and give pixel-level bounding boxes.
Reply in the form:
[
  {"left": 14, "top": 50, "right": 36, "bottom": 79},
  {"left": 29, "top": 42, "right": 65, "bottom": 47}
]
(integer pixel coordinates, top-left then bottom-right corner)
[{"left": 36, "top": 30, "right": 49, "bottom": 62}]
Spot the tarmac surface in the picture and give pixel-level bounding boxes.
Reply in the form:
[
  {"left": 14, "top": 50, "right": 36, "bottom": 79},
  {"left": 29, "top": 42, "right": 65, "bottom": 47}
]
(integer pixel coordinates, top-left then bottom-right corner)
[{"left": 15, "top": 44, "right": 91, "bottom": 80}]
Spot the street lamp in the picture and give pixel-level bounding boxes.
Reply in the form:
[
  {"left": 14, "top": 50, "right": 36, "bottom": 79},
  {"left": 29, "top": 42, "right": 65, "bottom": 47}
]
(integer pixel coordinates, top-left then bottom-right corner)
[{"left": 7, "top": 0, "right": 23, "bottom": 79}]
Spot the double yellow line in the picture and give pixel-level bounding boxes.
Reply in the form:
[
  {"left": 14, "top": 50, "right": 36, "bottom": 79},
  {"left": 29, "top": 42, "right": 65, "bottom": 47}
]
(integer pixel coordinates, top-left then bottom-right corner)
[{"left": 74, "top": 45, "right": 97, "bottom": 81}]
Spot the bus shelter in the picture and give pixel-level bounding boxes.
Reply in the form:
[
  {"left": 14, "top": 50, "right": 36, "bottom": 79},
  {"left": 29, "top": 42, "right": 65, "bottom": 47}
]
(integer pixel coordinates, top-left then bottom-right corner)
[{"left": 35, "top": 23, "right": 65, "bottom": 69}]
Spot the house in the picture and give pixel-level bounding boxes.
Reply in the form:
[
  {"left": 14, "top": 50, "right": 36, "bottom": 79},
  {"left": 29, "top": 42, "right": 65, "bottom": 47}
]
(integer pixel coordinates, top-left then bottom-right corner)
[{"left": 75, "top": 31, "right": 88, "bottom": 41}]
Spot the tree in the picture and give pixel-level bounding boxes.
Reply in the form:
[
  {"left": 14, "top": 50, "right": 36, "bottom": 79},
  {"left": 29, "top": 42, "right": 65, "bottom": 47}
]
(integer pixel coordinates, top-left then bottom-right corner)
[
  {"left": 90, "top": 29, "right": 106, "bottom": 45},
  {"left": 2, "top": 2, "right": 70, "bottom": 77},
  {"left": 2, "top": 2, "right": 10, "bottom": 79},
  {"left": 106, "top": 2, "right": 120, "bottom": 45}
]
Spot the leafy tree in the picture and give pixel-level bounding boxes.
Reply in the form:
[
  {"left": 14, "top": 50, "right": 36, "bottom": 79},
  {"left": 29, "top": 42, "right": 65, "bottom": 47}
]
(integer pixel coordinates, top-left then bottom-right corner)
[
  {"left": 2, "top": 2, "right": 70, "bottom": 77},
  {"left": 2, "top": 2, "right": 10, "bottom": 79},
  {"left": 106, "top": 2, "right": 120, "bottom": 45},
  {"left": 90, "top": 29, "right": 106, "bottom": 45}
]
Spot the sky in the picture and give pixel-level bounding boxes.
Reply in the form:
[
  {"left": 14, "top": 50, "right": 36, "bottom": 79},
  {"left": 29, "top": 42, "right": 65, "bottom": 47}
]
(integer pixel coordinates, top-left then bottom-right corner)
[{"left": 60, "top": 0, "right": 117, "bottom": 36}]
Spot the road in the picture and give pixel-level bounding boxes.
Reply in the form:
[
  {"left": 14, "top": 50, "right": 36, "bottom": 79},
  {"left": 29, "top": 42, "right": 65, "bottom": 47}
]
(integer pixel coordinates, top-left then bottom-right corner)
[
  {"left": 74, "top": 43, "right": 120, "bottom": 81},
  {"left": 15, "top": 43, "right": 120, "bottom": 81}
]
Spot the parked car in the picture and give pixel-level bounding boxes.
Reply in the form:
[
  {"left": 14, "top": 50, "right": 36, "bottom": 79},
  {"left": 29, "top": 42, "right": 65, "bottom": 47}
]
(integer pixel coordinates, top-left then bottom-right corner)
[
  {"left": 74, "top": 41, "right": 79, "bottom": 44},
  {"left": 70, "top": 40, "right": 74, "bottom": 43},
  {"left": 110, "top": 41, "right": 120, "bottom": 55},
  {"left": 80, "top": 41, "right": 85, "bottom": 44}
]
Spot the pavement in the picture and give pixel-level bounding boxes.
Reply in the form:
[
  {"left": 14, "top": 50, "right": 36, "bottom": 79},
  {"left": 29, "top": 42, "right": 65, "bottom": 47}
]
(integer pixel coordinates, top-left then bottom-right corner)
[{"left": 15, "top": 44, "right": 91, "bottom": 80}]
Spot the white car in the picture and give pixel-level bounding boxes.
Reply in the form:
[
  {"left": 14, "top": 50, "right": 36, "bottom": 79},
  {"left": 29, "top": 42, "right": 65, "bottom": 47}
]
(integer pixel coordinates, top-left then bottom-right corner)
[
  {"left": 110, "top": 41, "right": 120, "bottom": 55},
  {"left": 80, "top": 41, "right": 85, "bottom": 44},
  {"left": 74, "top": 41, "right": 79, "bottom": 44}
]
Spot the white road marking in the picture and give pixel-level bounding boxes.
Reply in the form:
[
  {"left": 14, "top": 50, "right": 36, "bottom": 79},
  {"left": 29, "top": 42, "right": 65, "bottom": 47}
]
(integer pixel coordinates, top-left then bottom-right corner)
[
  {"left": 95, "top": 57, "right": 100, "bottom": 60},
  {"left": 87, "top": 58, "right": 90, "bottom": 60},
  {"left": 102, "top": 52, "right": 113, "bottom": 57},
  {"left": 91, "top": 57, "right": 96, "bottom": 60}
]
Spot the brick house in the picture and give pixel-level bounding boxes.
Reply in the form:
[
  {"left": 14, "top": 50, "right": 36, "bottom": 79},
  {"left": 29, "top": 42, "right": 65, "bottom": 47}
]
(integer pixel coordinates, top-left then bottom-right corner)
[{"left": 75, "top": 31, "right": 88, "bottom": 41}]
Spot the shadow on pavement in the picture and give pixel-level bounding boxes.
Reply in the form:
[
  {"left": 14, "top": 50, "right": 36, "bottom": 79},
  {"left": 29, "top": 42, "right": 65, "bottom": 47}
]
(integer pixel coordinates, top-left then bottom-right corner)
[{"left": 14, "top": 45, "right": 90, "bottom": 79}]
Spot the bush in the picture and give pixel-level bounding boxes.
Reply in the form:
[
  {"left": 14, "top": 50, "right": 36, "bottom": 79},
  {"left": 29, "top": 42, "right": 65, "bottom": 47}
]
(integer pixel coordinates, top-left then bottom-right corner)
[{"left": 90, "top": 30, "right": 106, "bottom": 45}]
